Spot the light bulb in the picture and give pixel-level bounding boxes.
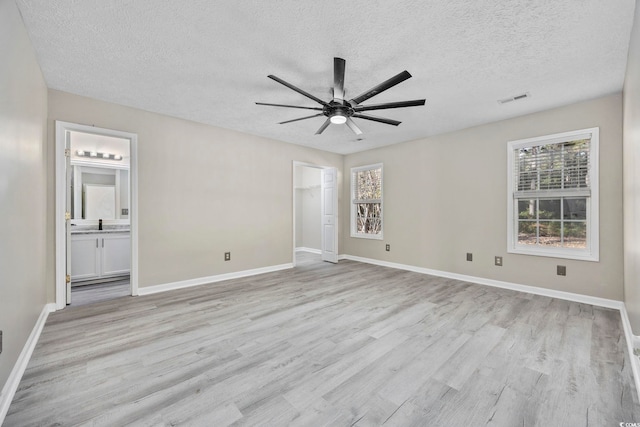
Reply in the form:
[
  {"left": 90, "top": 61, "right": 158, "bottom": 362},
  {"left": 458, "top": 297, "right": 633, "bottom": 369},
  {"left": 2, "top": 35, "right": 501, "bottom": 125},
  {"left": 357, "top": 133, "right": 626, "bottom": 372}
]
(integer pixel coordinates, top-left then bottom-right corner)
[{"left": 330, "top": 114, "right": 347, "bottom": 124}]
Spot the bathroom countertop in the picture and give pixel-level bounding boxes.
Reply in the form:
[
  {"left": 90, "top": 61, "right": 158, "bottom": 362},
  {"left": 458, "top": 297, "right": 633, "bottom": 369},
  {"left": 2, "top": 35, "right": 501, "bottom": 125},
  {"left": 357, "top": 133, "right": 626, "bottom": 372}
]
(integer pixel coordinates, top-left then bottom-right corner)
[{"left": 70, "top": 228, "right": 130, "bottom": 235}]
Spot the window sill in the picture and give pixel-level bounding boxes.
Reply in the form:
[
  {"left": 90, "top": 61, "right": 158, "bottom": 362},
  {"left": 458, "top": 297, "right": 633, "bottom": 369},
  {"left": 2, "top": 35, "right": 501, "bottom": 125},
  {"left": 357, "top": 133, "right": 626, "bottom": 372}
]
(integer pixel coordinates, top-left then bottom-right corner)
[
  {"left": 507, "top": 246, "right": 598, "bottom": 262},
  {"left": 351, "top": 233, "right": 384, "bottom": 240}
]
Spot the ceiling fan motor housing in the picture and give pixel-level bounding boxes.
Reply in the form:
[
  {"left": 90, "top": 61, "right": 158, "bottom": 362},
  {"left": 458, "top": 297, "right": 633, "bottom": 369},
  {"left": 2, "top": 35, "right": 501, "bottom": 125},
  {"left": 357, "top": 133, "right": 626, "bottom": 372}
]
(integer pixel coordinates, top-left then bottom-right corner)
[{"left": 326, "top": 101, "right": 352, "bottom": 124}]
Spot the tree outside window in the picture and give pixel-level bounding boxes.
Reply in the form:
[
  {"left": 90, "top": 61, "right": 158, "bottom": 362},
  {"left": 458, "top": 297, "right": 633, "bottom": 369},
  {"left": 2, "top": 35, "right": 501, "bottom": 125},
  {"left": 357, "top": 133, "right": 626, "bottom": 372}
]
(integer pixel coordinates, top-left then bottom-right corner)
[{"left": 351, "top": 164, "right": 383, "bottom": 239}]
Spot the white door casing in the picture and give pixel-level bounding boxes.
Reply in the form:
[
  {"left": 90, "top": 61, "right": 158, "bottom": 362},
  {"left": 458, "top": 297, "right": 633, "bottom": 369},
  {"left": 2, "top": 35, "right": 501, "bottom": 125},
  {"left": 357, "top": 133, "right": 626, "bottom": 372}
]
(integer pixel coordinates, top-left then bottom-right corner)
[
  {"left": 65, "top": 133, "right": 72, "bottom": 303},
  {"left": 55, "top": 121, "right": 139, "bottom": 310}
]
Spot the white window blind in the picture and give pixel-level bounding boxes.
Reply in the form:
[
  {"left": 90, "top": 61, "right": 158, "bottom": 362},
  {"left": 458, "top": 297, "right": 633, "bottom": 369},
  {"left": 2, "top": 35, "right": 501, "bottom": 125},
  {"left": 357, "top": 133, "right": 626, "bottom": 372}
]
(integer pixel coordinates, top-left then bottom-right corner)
[{"left": 514, "top": 136, "right": 591, "bottom": 197}]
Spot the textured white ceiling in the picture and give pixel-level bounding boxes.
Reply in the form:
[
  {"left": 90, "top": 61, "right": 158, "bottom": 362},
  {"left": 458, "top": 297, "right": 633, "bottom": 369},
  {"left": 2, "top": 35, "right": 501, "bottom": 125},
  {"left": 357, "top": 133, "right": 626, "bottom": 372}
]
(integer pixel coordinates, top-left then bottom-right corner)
[{"left": 15, "top": 0, "right": 635, "bottom": 154}]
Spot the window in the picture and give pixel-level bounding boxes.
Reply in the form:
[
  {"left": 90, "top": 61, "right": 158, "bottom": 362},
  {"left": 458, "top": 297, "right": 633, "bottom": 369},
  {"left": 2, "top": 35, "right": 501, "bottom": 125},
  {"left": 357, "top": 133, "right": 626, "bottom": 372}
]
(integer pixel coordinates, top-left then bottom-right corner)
[
  {"left": 351, "top": 163, "right": 383, "bottom": 239},
  {"left": 507, "top": 128, "right": 599, "bottom": 261}
]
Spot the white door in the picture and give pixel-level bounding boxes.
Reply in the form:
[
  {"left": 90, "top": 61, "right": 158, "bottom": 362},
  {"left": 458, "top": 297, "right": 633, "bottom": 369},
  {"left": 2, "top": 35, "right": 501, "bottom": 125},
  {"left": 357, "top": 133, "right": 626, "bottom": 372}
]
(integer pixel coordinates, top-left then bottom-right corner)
[{"left": 321, "top": 167, "right": 338, "bottom": 263}]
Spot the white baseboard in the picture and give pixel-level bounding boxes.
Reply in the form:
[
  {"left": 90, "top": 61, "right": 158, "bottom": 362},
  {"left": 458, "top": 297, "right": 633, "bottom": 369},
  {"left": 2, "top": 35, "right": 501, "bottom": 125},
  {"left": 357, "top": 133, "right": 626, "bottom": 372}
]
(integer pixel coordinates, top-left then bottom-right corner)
[
  {"left": 342, "top": 255, "right": 623, "bottom": 309},
  {"left": 295, "top": 247, "right": 321, "bottom": 255},
  {"left": 620, "top": 306, "right": 640, "bottom": 403},
  {"left": 342, "top": 254, "right": 640, "bottom": 402},
  {"left": 0, "top": 303, "right": 55, "bottom": 425},
  {"left": 137, "top": 263, "right": 294, "bottom": 296},
  {"left": 338, "top": 254, "right": 347, "bottom": 261}
]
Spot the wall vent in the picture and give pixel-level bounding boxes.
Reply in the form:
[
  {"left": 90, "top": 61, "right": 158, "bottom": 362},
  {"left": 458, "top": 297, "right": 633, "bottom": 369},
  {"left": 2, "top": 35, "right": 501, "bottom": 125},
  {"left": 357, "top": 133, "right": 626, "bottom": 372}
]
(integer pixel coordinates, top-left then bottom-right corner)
[{"left": 498, "top": 92, "right": 531, "bottom": 105}]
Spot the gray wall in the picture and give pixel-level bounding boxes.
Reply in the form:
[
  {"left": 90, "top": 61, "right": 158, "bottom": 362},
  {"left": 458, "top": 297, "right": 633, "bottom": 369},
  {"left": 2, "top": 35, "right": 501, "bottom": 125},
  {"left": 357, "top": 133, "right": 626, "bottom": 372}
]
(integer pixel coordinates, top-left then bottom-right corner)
[
  {"left": 624, "top": 0, "right": 640, "bottom": 333},
  {"left": 47, "top": 90, "right": 343, "bottom": 291},
  {"left": 82, "top": 172, "right": 116, "bottom": 186},
  {"left": 120, "top": 169, "right": 129, "bottom": 219},
  {"left": 344, "top": 94, "right": 624, "bottom": 301},
  {"left": 0, "top": 0, "right": 48, "bottom": 390}
]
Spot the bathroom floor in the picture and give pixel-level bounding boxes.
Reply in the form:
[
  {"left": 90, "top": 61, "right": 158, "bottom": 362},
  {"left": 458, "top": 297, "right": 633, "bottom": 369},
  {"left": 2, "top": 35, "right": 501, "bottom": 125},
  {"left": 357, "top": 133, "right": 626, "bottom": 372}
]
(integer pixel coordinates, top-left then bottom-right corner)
[{"left": 70, "top": 278, "right": 131, "bottom": 307}]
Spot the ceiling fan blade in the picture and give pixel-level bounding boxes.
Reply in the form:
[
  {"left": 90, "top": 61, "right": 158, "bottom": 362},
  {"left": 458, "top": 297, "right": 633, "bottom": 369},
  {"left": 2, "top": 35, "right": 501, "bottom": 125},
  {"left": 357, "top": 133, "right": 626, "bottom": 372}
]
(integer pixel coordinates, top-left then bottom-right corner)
[
  {"left": 333, "top": 57, "right": 346, "bottom": 101},
  {"left": 349, "top": 70, "right": 412, "bottom": 105},
  {"left": 351, "top": 113, "right": 401, "bottom": 126},
  {"left": 256, "top": 102, "right": 323, "bottom": 111},
  {"left": 315, "top": 118, "right": 332, "bottom": 135},
  {"left": 268, "top": 75, "right": 328, "bottom": 106},
  {"left": 353, "top": 99, "right": 426, "bottom": 112},
  {"left": 279, "top": 113, "right": 324, "bottom": 124},
  {"left": 345, "top": 118, "right": 363, "bottom": 135}
]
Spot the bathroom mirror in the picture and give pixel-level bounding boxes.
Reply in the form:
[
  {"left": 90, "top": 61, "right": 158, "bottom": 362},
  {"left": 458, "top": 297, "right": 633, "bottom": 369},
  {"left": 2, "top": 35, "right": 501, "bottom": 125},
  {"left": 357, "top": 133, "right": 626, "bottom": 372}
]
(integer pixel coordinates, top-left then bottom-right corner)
[
  {"left": 69, "top": 130, "right": 131, "bottom": 226},
  {"left": 70, "top": 163, "right": 130, "bottom": 223}
]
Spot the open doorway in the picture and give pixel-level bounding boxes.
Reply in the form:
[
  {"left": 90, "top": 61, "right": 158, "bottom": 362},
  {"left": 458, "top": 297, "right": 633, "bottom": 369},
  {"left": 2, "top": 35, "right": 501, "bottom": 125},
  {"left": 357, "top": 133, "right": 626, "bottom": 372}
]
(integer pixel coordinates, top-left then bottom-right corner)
[
  {"left": 293, "top": 162, "right": 338, "bottom": 266},
  {"left": 55, "top": 121, "right": 138, "bottom": 309}
]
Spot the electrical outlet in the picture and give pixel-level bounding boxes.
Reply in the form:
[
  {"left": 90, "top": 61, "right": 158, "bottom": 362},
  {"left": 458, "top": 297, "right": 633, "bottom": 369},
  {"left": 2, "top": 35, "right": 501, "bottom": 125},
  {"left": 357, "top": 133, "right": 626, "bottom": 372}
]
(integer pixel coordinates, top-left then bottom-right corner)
[
  {"left": 224, "top": 252, "right": 231, "bottom": 261},
  {"left": 466, "top": 253, "right": 473, "bottom": 262},
  {"left": 495, "top": 256, "right": 503, "bottom": 266},
  {"left": 557, "top": 265, "right": 566, "bottom": 276},
  {"left": 385, "top": 244, "right": 390, "bottom": 252}
]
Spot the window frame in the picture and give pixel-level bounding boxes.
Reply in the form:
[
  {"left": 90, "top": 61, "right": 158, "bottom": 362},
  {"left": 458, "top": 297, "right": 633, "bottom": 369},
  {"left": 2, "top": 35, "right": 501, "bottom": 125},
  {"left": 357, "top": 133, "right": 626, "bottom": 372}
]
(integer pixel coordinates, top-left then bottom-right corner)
[
  {"left": 506, "top": 127, "right": 599, "bottom": 261},
  {"left": 350, "top": 163, "right": 384, "bottom": 240}
]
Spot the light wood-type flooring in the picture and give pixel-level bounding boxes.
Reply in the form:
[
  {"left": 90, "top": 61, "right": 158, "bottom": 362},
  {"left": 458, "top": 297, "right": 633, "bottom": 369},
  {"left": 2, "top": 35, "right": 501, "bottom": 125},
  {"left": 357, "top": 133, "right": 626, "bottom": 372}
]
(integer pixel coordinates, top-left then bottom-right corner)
[
  {"left": 6, "top": 253, "right": 640, "bottom": 426},
  {"left": 70, "top": 278, "right": 131, "bottom": 307}
]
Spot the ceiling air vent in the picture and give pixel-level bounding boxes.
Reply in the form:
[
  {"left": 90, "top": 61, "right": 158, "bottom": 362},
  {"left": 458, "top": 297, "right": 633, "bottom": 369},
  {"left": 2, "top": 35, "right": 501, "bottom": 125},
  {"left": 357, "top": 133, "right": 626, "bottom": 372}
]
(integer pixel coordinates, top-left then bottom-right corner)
[{"left": 498, "top": 92, "right": 531, "bottom": 105}]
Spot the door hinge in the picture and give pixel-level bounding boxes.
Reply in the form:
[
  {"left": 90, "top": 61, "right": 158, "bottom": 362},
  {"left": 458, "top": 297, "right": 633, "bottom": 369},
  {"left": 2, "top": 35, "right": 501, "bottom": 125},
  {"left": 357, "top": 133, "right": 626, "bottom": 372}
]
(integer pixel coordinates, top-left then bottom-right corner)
[
  {"left": 65, "top": 274, "right": 71, "bottom": 283},
  {"left": 64, "top": 148, "right": 71, "bottom": 157},
  {"left": 65, "top": 211, "right": 71, "bottom": 220}
]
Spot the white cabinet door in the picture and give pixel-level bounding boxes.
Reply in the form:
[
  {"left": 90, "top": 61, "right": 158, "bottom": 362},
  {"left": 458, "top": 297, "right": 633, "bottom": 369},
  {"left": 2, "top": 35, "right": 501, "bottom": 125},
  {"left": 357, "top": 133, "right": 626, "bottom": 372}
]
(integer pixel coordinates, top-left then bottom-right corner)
[
  {"left": 70, "top": 235, "right": 100, "bottom": 281},
  {"left": 101, "top": 234, "right": 131, "bottom": 276}
]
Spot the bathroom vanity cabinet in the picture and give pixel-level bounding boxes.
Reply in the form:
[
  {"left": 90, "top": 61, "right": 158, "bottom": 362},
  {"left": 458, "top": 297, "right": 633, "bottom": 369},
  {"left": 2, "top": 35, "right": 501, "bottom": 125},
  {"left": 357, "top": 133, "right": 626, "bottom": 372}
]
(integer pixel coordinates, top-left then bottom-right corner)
[{"left": 70, "top": 231, "right": 130, "bottom": 283}]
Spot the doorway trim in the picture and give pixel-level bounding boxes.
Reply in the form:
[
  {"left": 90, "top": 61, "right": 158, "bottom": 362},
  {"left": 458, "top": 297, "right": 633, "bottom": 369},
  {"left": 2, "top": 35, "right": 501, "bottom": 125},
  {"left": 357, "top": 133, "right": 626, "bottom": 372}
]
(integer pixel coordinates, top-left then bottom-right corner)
[
  {"left": 55, "top": 121, "right": 139, "bottom": 310},
  {"left": 292, "top": 161, "right": 338, "bottom": 267}
]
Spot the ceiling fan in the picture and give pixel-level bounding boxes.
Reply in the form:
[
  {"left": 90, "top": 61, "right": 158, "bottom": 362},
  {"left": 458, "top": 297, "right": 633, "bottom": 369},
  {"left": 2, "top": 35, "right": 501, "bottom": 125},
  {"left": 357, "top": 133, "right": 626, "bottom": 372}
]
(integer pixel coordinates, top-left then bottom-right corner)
[{"left": 256, "top": 57, "right": 426, "bottom": 135}]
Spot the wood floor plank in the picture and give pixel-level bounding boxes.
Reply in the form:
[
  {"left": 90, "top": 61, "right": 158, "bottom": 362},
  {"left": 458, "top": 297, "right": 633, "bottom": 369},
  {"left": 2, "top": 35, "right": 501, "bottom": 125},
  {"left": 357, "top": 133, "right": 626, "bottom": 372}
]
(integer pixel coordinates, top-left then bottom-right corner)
[
  {"left": 432, "top": 323, "right": 506, "bottom": 390},
  {"left": 5, "top": 252, "right": 640, "bottom": 426},
  {"left": 377, "top": 329, "right": 470, "bottom": 405},
  {"left": 70, "top": 278, "right": 130, "bottom": 307}
]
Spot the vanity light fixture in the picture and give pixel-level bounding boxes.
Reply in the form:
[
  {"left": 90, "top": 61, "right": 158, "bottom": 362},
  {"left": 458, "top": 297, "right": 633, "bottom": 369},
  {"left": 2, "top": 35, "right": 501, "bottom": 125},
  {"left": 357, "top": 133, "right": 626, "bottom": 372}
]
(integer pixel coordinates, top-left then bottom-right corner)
[{"left": 76, "top": 150, "right": 123, "bottom": 161}]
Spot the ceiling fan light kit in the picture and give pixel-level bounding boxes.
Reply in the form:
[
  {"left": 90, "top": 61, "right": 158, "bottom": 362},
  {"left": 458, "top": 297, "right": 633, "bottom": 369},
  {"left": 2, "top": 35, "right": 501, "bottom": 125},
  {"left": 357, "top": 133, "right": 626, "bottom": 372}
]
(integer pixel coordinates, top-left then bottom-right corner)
[
  {"left": 329, "top": 113, "right": 347, "bottom": 125},
  {"left": 257, "top": 57, "right": 426, "bottom": 135}
]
